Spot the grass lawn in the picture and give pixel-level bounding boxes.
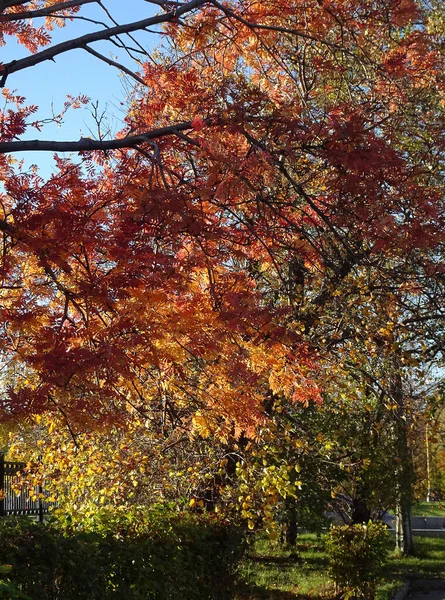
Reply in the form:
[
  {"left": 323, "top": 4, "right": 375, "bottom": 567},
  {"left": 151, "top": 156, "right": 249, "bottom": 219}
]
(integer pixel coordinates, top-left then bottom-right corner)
[
  {"left": 411, "top": 502, "right": 445, "bottom": 517},
  {"left": 235, "top": 533, "right": 445, "bottom": 600}
]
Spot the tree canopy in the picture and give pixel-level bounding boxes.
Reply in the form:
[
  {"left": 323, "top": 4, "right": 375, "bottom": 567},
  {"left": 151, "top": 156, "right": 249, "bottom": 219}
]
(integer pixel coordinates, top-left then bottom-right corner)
[{"left": 1, "top": 0, "right": 445, "bottom": 550}]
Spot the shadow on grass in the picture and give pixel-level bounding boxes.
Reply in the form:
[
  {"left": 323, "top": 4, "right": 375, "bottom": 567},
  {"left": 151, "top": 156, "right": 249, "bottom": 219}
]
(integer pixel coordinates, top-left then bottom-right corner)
[
  {"left": 248, "top": 554, "right": 302, "bottom": 566},
  {"left": 239, "top": 533, "right": 445, "bottom": 600},
  {"left": 235, "top": 581, "right": 328, "bottom": 600},
  {"left": 414, "top": 538, "right": 445, "bottom": 553},
  {"left": 380, "top": 536, "right": 445, "bottom": 582},
  {"left": 247, "top": 553, "right": 328, "bottom": 571}
]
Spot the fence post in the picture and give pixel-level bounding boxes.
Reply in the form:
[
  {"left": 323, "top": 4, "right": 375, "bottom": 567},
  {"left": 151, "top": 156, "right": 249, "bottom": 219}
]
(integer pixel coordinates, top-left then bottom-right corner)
[
  {"left": 38, "top": 484, "right": 43, "bottom": 523},
  {"left": 0, "top": 453, "right": 4, "bottom": 517}
]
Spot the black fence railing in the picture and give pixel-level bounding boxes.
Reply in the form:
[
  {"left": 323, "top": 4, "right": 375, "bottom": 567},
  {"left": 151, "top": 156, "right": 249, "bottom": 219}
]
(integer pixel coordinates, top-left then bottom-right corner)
[{"left": 0, "top": 454, "right": 52, "bottom": 521}]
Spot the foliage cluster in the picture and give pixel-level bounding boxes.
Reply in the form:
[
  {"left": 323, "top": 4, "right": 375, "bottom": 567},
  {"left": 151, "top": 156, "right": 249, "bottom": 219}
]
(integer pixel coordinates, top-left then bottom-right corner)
[
  {"left": 2, "top": 0, "right": 445, "bottom": 557},
  {"left": 326, "top": 523, "right": 389, "bottom": 599},
  {"left": 0, "top": 564, "right": 28, "bottom": 600},
  {"left": 0, "top": 509, "right": 246, "bottom": 600}
]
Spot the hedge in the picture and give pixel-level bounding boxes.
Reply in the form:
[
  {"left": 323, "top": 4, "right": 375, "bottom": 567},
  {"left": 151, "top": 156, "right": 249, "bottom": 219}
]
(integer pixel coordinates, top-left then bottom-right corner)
[{"left": 0, "top": 508, "right": 246, "bottom": 600}]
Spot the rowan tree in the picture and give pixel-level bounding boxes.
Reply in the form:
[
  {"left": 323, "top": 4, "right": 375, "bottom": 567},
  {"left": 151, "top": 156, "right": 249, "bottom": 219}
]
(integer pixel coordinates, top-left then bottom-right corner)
[{"left": 1, "top": 0, "right": 445, "bottom": 554}]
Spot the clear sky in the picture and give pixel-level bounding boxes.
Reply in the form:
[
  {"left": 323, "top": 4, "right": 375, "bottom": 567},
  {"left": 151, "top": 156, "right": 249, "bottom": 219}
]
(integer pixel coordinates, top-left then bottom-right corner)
[{"left": 2, "top": 1, "right": 162, "bottom": 176}]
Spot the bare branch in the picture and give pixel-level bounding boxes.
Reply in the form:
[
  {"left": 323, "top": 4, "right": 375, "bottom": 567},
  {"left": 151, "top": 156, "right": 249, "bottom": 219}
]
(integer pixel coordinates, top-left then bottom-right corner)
[
  {"left": 83, "top": 45, "right": 147, "bottom": 86},
  {"left": 97, "top": 0, "right": 152, "bottom": 65},
  {"left": 144, "top": 0, "right": 184, "bottom": 7},
  {"left": 0, "top": 0, "right": 207, "bottom": 87},
  {"left": 0, "top": 121, "right": 199, "bottom": 154}
]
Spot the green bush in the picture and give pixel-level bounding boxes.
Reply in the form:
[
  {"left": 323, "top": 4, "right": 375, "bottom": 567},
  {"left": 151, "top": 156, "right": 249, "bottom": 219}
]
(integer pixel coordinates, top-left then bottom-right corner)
[
  {"left": 326, "top": 521, "right": 389, "bottom": 600},
  {"left": 0, "top": 518, "right": 59, "bottom": 600},
  {"left": 0, "top": 508, "right": 246, "bottom": 600},
  {"left": 0, "top": 564, "right": 30, "bottom": 599}
]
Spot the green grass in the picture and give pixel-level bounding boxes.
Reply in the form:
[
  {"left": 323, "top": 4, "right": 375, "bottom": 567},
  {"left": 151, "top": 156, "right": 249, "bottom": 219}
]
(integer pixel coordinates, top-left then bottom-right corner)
[
  {"left": 235, "top": 534, "right": 330, "bottom": 599},
  {"left": 235, "top": 534, "right": 445, "bottom": 600},
  {"left": 411, "top": 502, "right": 445, "bottom": 517},
  {"left": 378, "top": 536, "right": 445, "bottom": 600}
]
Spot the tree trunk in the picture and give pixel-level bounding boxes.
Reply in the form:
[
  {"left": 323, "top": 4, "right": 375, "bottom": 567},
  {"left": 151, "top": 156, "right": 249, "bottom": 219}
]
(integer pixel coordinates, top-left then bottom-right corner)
[
  {"left": 392, "top": 370, "right": 414, "bottom": 555},
  {"left": 395, "top": 498, "right": 413, "bottom": 555},
  {"left": 394, "top": 430, "right": 414, "bottom": 554},
  {"left": 285, "top": 499, "right": 298, "bottom": 547},
  {"left": 351, "top": 497, "right": 371, "bottom": 524}
]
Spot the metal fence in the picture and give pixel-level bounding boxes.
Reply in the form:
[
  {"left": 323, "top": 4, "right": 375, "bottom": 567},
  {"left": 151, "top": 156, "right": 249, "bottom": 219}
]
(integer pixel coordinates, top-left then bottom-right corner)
[{"left": 0, "top": 454, "right": 52, "bottom": 521}]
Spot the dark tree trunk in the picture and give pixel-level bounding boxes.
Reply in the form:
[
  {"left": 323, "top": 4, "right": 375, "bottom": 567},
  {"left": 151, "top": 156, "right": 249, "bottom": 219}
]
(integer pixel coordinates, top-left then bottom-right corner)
[
  {"left": 351, "top": 498, "right": 371, "bottom": 524},
  {"left": 285, "top": 500, "right": 298, "bottom": 547},
  {"left": 392, "top": 370, "right": 414, "bottom": 555}
]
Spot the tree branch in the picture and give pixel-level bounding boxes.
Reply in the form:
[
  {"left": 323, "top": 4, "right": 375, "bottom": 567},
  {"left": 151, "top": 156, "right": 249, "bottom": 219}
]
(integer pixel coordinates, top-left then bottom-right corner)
[
  {"left": 0, "top": 121, "right": 198, "bottom": 153},
  {"left": 208, "top": 0, "right": 347, "bottom": 53},
  {"left": 0, "top": 0, "right": 29, "bottom": 13},
  {"left": 83, "top": 45, "right": 147, "bottom": 86},
  {"left": 0, "top": 0, "right": 97, "bottom": 22},
  {"left": 0, "top": 217, "right": 16, "bottom": 237},
  {"left": 0, "top": 0, "right": 207, "bottom": 87}
]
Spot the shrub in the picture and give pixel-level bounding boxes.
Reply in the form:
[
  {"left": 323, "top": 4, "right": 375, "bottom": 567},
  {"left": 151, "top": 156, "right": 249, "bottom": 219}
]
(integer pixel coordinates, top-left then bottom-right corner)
[
  {"left": 326, "top": 521, "right": 389, "bottom": 600},
  {"left": 0, "top": 564, "right": 30, "bottom": 599},
  {"left": 0, "top": 518, "right": 59, "bottom": 600},
  {"left": 0, "top": 508, "right": 247, "bottom": 600}
]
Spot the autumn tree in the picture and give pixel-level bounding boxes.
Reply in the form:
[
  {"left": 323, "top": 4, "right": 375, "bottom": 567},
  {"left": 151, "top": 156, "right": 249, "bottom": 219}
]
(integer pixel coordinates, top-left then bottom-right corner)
[{"left": 1, "top": 0, "right": 445, "bottom": 555}]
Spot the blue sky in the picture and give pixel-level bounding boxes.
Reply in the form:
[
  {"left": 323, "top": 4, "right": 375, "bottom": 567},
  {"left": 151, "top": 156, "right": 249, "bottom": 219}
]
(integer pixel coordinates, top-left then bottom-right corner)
[{"left": 3, "top": 1, "right": 162, "bottom": 176}]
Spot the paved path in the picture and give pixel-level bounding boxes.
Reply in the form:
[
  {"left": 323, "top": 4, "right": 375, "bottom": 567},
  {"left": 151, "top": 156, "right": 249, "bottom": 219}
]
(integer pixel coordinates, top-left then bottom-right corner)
[
  {"left": 409, "top": 590, "right": 445, "bottom": 600},
  {"left": 407, "top": 582, "right": 445, "bottom": 600}
]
